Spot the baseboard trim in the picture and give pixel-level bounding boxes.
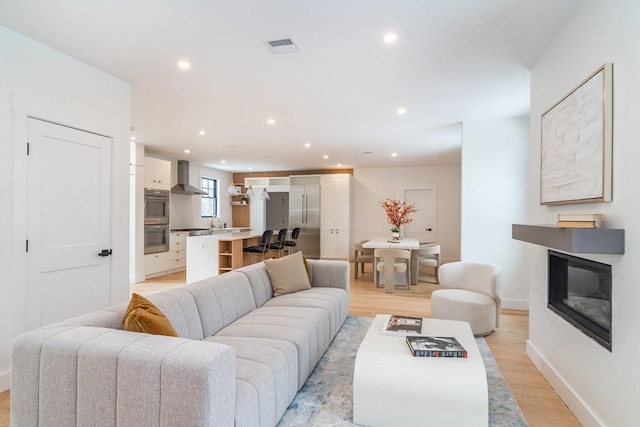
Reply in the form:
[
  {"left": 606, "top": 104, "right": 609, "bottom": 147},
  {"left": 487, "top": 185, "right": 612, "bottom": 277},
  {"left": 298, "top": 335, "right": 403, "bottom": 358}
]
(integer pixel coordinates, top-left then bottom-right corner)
[
  {"left": 130, "top": 273, "right": 145, "bottom": 284},
  {"left": 0, "top": 370, "right": 10, "bottom": 393},
  {"left": 526, "top": 340, "right": 603, "bottom": 427},
  {"left": 501, "top": 299, "right": 528, "bottom": 311}
]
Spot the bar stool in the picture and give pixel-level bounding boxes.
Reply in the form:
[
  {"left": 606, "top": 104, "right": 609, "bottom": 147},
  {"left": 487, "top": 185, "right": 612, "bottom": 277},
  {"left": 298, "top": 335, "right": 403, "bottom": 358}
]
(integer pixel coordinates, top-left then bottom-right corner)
[
  {"left": 268, "top": 228, "right": 288, "bottom": 257},
  {"left": 283, "top": 227, "right": 300, "bottom": 254},
  {"left": 243, "top": 229, "right": 273, "bottom": 263}
]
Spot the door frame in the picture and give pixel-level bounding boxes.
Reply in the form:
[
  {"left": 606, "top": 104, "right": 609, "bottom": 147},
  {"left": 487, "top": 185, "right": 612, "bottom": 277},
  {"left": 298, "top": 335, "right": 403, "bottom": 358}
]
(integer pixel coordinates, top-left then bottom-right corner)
[{"left": 9, "top": 92, "right": 130, "bottom": 348}]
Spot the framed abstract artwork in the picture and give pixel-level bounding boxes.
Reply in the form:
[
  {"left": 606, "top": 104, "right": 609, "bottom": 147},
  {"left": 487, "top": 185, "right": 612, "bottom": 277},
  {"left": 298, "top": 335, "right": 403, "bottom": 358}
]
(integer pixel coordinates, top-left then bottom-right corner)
[{"left": 540, "top": 63, "right": 612, "bottom": 205}]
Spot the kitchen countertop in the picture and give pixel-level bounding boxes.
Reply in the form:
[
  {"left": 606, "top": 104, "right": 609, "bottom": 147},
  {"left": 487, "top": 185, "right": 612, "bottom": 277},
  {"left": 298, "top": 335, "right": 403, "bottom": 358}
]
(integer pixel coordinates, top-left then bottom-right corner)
[
  {"left": 172, "top": 227, "right": 251, "bottom": 236},
  {"left": 216, "top": 231, "right": 263, "bottom": 241}
]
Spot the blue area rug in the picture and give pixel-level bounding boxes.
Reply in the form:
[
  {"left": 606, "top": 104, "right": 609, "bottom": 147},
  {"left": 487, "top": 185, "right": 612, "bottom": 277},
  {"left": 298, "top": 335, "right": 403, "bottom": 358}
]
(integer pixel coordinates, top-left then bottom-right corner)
[{"left": 278, "top": 316, "right": 528, "bottom": 426}]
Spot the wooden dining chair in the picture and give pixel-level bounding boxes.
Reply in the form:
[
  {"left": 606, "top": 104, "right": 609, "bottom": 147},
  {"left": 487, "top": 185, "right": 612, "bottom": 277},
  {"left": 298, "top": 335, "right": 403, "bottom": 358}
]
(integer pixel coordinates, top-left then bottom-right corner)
[
  {"left": 374, "top": 249, "right": 411, "bottom": 293},
  {"left": 411, "top": 243, "right": 441, "bottom": 285},
  {"left": 354, "top": 241, "right": 374, "bottom": 279}
]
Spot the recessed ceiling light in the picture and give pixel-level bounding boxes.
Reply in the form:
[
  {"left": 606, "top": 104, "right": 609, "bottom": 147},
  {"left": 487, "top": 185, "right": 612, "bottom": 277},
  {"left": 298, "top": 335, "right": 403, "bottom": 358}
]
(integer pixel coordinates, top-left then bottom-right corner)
[
  {"left": 221, "top": 160, "right": 227, "bottom": 163},
  {"left": 130, "top": 136, "right": 136, "bottom": 141},
  {"left": 337, "top": 163, "right": 342, "bottom": 167},
  {"left": 184, "top": 149, "right": 190, "bottom": 154},
  {"left": 391, "top": 152, "right": 398, "bottom": 157},
  {"left": 267, "top": 118, "right": 276, "bottom": 125},
  {"left": 304, "top": 143, "right": 311, "bottom": 148},
  {"left": 248, "top": 167, "right": 253, "bottom": 171},
  {"left": 323, "top": 155, "right": 329, "bottom": 159},
  {"left": 383, "top": 32, "right": 398, "bottom": 44},
  {"left": 397, "top": 108, "right": 406, "bottom": 115},
  {"left": 199, "top": 130, "right": 205, "bottom": 135},
  {"left": 178, "top": 61, "right": 191, "bottom": 69}
]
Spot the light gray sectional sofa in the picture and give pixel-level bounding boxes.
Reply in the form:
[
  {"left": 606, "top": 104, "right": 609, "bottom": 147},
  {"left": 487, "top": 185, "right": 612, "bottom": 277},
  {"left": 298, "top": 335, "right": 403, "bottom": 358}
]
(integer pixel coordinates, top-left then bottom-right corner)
[{"left": 11, "top": 259, "right": 350, "bottom": 427}]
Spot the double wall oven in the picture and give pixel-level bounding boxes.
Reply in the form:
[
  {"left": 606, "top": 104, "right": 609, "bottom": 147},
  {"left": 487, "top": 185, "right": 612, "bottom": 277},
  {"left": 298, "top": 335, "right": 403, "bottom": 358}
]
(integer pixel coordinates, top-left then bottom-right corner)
[{"left": 144, "top": 189, "right": 170, "bottom": 254}]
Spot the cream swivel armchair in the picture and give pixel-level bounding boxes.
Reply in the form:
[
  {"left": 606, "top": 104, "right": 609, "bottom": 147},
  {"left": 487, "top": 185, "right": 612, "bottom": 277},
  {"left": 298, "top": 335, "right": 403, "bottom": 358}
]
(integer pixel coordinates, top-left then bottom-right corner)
[
  {"left": 374, "top": 249, "right": 411, "bottom": 293},
  {"left": 354, "top": 241, "right": 374, "bottom": 279},
  {"left": 430, "top": 261, "right": 503, "bottom": 336},
  {"left": 411, "top": 244, "right": 441, "bottom": 285}
]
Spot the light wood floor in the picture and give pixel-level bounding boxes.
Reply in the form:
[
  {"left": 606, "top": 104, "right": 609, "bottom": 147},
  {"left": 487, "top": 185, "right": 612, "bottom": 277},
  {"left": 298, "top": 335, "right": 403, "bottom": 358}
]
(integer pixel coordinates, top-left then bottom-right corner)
[{"left": 0, "top": 267, "right": 581, "bottom": 427}]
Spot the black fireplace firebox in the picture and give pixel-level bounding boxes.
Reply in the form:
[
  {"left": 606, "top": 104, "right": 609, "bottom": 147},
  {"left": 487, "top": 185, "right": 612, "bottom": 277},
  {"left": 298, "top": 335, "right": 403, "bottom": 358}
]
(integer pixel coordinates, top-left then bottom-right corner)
[{"left": 548, "top": 250, "right": 612, "bottom": 351}]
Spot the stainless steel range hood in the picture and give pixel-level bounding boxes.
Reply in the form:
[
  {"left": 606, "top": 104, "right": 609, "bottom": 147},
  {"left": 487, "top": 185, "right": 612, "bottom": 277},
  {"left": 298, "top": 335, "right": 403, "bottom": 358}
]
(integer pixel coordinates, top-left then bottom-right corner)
[{"left": 171, "top": 160, "right": 207, "bottom": 195}]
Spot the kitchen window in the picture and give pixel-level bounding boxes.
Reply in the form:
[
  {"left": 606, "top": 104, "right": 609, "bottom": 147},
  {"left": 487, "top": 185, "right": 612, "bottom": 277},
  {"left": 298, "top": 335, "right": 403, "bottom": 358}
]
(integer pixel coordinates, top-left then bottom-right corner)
[{"left": 200, "top": 177, "right": 219, "bottom": 218}]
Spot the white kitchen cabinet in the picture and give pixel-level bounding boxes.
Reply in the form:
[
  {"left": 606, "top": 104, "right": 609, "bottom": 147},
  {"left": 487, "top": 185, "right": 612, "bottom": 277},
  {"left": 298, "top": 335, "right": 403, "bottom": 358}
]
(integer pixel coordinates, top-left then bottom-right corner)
[
  {"left": 144, "top": 251, "right": 170, "bottom": 278},
  {"left": 168, "top": 232, "right": 187, "bottom": 273},
  {"left": 320, "top": 229, "right": 350, "bottom": 259},
  {"left": 320, "top": 174, "right": 351, "bottom": 259},
  {"left": 145, "top": 232, "right": 187, "bottom": 278},
  {"left": 144, "top": 156, "right": 171, "bottom": 190}
]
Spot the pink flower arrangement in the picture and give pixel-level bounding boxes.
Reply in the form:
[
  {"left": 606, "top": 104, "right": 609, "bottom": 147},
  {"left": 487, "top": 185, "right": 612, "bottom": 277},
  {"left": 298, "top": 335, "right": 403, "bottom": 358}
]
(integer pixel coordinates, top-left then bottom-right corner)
[{"left": 380, "top": 198, "right": 417, "bottom": 230}]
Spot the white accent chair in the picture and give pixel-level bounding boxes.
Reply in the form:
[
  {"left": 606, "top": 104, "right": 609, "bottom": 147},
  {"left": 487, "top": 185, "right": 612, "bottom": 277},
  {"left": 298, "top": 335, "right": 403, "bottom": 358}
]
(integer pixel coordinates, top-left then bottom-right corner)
[
  {"left": 431, "top": 261, "right": 503, "bottom": 336},
  {"left": 411, "top": 243, "right": 441, "bottom": 285},
  {"left": 374, "top": 249, "right": 411, "bottom": 293},
  {"left": 354, "top": 241, "right": 374, "bottom": 279}
]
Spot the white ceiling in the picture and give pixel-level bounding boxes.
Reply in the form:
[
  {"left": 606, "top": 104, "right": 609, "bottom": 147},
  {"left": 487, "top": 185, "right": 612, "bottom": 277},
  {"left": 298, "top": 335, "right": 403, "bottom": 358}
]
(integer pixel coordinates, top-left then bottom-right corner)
[{"left": 0, "top": 0, "right": 580, "bottom": 172}]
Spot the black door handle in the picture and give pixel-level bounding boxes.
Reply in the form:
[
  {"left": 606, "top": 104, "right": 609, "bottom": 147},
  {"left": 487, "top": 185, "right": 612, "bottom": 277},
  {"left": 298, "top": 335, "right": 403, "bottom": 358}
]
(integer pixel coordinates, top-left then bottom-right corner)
[
  {"left": 426, "top": 228, "right": 432, "bottom": 232},
  {"left": 98, "top": 249, "right": 112, "bottom": 257}
]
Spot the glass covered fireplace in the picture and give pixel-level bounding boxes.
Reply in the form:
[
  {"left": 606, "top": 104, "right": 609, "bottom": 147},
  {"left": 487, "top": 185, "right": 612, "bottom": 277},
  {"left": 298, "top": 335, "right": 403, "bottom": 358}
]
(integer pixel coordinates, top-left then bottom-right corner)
[{"left": 548, "top": 250, "right": 612, "bottom": 351}]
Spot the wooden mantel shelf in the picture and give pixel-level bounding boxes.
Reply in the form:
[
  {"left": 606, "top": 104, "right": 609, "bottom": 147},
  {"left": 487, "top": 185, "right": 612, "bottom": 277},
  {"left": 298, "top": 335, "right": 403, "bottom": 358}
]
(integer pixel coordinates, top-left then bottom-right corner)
[{"left": 512, "top": 224, "right": 625, "bottom": 254}]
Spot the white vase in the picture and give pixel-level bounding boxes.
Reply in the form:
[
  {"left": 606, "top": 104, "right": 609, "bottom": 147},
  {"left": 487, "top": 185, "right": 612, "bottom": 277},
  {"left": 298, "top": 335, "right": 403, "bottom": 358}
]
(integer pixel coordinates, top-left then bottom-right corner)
[{"left": 392, "top": 232, "right": 400, "bottom": 240}]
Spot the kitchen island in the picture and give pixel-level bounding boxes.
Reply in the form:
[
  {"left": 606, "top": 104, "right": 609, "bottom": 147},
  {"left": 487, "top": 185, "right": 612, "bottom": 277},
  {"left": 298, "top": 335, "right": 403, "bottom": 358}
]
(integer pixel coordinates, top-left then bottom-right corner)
[{"left": 186, "top": 231, "right": 262, "bottom": 283}]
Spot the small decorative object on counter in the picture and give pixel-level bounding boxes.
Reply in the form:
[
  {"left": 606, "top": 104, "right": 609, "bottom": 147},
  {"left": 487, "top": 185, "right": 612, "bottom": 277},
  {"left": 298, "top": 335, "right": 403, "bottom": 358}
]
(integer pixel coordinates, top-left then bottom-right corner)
[{"left": 390, "top": 226, "right": 401, "bottom": 240}]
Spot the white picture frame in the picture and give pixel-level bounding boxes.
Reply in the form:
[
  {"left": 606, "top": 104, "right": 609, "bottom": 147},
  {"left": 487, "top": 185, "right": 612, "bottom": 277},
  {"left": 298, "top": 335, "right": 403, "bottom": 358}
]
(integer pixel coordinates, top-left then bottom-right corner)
[{"left": 540, "top": 63, "right": 612, "bottom": 205}]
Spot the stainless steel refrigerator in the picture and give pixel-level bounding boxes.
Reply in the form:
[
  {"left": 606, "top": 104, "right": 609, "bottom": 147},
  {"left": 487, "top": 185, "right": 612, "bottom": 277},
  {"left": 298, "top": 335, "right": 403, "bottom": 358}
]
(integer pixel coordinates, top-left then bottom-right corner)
[{"left": 289, "top": 185, "right": 321, "bottom": 258}]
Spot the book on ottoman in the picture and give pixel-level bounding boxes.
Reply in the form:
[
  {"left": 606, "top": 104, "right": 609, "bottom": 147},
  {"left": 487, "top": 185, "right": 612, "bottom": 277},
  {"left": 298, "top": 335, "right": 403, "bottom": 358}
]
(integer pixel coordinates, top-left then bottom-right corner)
[
  {"left": 405, "top": 335, "right": 468, "bottom": 358},
  {"left": 382, "top": 315, "right": 423, "bottom": 336}
]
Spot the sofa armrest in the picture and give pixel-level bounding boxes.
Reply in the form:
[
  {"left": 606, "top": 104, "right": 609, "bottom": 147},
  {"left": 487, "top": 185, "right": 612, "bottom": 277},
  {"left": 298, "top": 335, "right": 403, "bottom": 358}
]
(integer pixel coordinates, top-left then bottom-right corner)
[
  {"left": 12, "top": 326, "right": 235, "bottom": 426},
  {"left": 307, "top": 259, "right": 350, "bottom": 294}
]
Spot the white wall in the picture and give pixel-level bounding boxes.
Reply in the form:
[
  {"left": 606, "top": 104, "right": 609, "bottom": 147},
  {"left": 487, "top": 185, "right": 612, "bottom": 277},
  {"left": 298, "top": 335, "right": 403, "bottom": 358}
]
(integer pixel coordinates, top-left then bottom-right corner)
[
  {"left": 461, "top": 117, "right": 529, "bottom": 309},
  {"left": 353, "top": 166, "right": 461, "bottom": 264},
  {"left": 0, "top": 26, "right": 131, "bottom": 392},
  {"left": 527, "top": 2, "right": 640, "bottom": 426},
  {"left": 130, "top": 143, "right": 145, "bottom": 283},
  {"left": 167, "top": 159, "right": 233, "bottom": 230}
]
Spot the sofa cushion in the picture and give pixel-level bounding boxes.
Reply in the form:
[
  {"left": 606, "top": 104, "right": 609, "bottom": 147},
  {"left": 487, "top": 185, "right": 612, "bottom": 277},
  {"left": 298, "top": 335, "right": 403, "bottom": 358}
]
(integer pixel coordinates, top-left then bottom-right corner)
[
  {"left": 263, "top": 287, "right": 348, "bottom": 338},
  {"left": 236, "top": 262, "right": 274, "bottom": 308},
  {"left": 216, "top": 306, "right": 332, "bottom": 389},
  {"left": 205, "top": 336, "right": 298, "bottom": 426},
  {"left": 122, "top": 293, "right": 178, "bottom": 337},
  {"left": 187, "top": 272, "right": 257, "bottom": 337},
  {"left": 264, "top": 252, "right": 312, "bottom": 296},
  {"left": 146, "top": 289, "right": 204, "bottom": 339}
]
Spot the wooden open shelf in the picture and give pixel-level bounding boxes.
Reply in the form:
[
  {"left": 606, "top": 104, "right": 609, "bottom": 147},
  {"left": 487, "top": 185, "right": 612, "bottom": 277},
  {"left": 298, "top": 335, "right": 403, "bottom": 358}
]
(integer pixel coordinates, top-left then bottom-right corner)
[{"left": 217, "top": 234, "right": 261, "bottom": 274}]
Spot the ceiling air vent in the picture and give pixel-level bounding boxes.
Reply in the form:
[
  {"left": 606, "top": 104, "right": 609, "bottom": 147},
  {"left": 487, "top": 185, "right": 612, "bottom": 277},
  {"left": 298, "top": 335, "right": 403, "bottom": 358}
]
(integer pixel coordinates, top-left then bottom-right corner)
[{"left": 263, "top": 36, "right": 300, "bottom": 54}]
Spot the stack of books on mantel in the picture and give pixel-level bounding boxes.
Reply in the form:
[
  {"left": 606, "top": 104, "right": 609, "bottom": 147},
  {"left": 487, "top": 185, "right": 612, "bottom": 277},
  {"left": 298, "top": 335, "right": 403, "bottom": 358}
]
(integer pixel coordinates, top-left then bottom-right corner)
[{"left": 557, "top": 213, "right": 603, "bottom": 229}]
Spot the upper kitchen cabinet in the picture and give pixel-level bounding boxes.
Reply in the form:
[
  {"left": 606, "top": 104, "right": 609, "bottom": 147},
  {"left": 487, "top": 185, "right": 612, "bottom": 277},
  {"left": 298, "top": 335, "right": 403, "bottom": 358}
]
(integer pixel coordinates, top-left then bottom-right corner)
[
  {"left": 320, "top": 174, "right": 351, "bottom": 259},
  {"left": 144, "top": 156, "right": 171, "bottom": 190}
]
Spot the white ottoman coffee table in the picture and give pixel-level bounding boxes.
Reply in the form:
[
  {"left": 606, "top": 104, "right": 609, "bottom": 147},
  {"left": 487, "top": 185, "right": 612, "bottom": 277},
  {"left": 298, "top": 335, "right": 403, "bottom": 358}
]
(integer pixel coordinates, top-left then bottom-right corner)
[{"left": 353, "top": 314, "right": 488, "bottom": 427}]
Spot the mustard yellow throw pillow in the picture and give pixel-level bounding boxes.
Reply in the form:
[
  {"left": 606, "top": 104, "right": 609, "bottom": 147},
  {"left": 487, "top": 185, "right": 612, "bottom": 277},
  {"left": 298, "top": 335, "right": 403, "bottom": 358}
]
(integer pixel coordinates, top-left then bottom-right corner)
[
  {"left": 122, "top": 293, "right": 178, "bottom": 337},
  {"left": 264, "top": 251, "right": 312, "bottom": 296}
]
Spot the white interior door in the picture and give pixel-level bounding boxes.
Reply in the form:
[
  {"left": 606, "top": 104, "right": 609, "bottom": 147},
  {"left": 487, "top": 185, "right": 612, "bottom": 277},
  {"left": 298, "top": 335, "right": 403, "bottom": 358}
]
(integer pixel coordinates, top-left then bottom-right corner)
[
  {"left": 26, "top": 118, "right": 112, "bottom": 329},
  {"left": 403, "top": 188, "right": 436, "bottom": 243}
]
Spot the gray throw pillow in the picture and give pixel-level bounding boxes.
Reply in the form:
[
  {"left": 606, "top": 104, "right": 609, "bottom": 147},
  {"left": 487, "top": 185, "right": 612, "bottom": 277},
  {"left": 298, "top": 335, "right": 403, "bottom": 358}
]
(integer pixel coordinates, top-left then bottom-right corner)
[{"left": 264, "top": 251, "right": 312, "bottom": 296}]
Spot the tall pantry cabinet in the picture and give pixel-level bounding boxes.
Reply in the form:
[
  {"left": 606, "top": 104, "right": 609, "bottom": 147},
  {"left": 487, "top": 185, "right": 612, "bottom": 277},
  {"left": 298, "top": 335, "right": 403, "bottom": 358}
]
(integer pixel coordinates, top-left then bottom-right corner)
[{"left": 320, "top": 174, "right": 351, "bottom": 259}]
